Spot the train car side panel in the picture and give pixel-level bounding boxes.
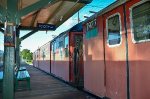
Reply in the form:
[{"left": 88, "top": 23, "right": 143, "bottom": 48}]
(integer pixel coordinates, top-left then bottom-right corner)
[
  {"left": 126, "top": 0, "right": 150, "bottom": 99},
  {"left": 38, "top": 42, "right": 51, "bottom": 73},
  {"left": 83, "top": 16, "right": 105, "bottom": 97},
  {"left": 33, "top": 50, "right": 39, "bottom": 68},
  {"left": 103, "top": 5, "right": 127, "bottom": 99},
  {"left": 51, "top": 34, "right": 70, "bottom": 82}
]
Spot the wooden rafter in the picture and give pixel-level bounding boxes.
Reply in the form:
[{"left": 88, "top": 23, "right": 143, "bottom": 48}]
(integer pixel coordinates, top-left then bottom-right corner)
[
  {"left": 19, "top": 0, "right": 56, "bottom": 17},
  {"left": 55, "top": 2, "right": 84, "bottom": 26},
  {"left": 45, "top": 1, "right": 65, "bottom": 23},
  {"left": 30, "top": 10, "right": 40, "bottom": 27}
]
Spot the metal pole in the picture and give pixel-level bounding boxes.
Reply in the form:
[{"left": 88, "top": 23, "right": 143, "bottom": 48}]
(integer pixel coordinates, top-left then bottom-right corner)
[{"left": 3, "top": 22, "right": 15, "bottom": 99}]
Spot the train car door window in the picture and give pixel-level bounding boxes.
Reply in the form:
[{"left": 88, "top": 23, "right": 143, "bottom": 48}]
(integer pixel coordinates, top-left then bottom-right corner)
[
  {"left": 53, "top": 42, "right": 56, "bottom": 61},
  {"left": 59, "top": 40, "right": 63, "bottom": 59},
  {"left": 107, "top": 14, "right": 121, "bottom": 46},
  {"left": 65, "top": 36, "right": 69, "bottom": 57},
  {"left": 131, "top": 1, "right": 150, "bottom": 43}
]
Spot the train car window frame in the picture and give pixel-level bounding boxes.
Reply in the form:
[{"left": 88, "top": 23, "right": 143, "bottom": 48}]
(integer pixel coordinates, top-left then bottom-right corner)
[
  {"left": 106, "top": 13, "right": 122, "bottom": 47},
  {"left": 130, "top": 0, "right": 150, "bottom": 43},
  {"left": 64, "top": 35, "right": 69, "bottom": 57}
]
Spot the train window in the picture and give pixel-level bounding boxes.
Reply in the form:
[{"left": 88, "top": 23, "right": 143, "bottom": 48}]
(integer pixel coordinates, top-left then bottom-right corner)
[
  {"left": 54, "top": 42, "right": 56, "bottom": 53},
  {"left": 52, "top": 44, "right": 54, "bottom": 53},
  {"left": 65, "top": 36, "right": 69, "bottom": 57},
  {"left": 131, "top": 1, "right": 150, "bottom": 42},
  {"left": 107, "top": 14, "right": 121, "bottom": 46},
  {"left": 59, "top": 41, "right": 63, "bottom": 48}
]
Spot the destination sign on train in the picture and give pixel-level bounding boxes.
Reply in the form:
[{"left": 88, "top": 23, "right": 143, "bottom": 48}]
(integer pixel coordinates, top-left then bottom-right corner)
[
  {"left": 37, "top": 23, "right": 56, "bottom": 30},
  {"left": 86, "top": 19, "right": 97, "bottom": 31}
]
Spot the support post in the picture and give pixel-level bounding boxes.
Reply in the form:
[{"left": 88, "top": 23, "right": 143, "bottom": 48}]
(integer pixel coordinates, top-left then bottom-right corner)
[
  {"left": 3, "top": 22, "right": 15, "bottom": 99},
  {"left": 16, "top": 28, "right": 20, "bottom": 69}
]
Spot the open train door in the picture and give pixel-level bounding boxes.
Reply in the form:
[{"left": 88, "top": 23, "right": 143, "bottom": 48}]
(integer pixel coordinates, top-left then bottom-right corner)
[
  {"left": 70, "top": 33, "right": 84, "bottom": 88},
  {"left": 73, "top": 34, "right": 84, "bottom": 88}
]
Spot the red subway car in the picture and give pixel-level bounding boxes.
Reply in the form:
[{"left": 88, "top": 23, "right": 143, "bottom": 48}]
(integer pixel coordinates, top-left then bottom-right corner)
[
  {"left": 33, "top": 50, "right": 40, "bottom": 68},
  {"left": 83, "top": 0, "right": 150, "bottom": 99},
  {"left": 33, "top": 23, "right": 84, "bottom": 87},
  {"left": 33, "top": 42, "right": 51, "bottom": 74},
  {"left": 39, "top": 42, "right": 51, "bottom": 73},
  {"left": 33, "top": 0, "right": 150, "bottom": 99},
  {"left": 51, "top": 23, "right": 84, "bottom": 87}
]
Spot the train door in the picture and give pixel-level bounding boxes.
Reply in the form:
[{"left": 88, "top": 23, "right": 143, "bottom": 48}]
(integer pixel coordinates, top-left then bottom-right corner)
[
  {"left": 73, "top": 34, "right": 84, "bottom": 88},
  {"left": 125, "top": 1, "right": 150, "bottom": 99},
  {"left": 103, "top": 5, "right": 127, "bottom": 99},
  {"left": 70, "top": 33, "right": 83, "bottom": 87}
]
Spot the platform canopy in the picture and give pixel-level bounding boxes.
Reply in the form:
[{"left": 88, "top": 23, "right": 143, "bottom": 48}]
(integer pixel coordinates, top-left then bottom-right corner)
[{"left": 0, "top": 0, "right": 92, "bottom": 30}]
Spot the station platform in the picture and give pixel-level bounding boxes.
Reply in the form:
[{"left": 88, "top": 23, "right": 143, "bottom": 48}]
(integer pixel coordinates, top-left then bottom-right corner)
[{"left": 10, "top": 64, "right": 96, "bottom": 99}]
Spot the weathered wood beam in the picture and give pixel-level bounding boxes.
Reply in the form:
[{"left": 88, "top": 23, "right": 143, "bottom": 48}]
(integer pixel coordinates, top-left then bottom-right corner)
[
  {"left": 30, "top": 10, "right": 40, "bottom": 27},
  {"left": 7, "top": 0, "right": 18, "bottom": 23},
  {"left": 56, "top": 3, "right": 84, "bottom": 27},
  {"left": 19, "top": 0, "right": 56, "bottom": 17},
  {"left": 45, "top": 1, "right": 64, "bottom": 23},
  {"left": 18, "top": 26, "right": 38, "bottom": 30},
  {"left": 20, "top": 29, "right": 38, "bottom": 41}
]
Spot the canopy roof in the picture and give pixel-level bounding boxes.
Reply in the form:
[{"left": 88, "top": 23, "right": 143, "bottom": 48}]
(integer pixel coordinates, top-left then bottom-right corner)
[{"left": 0, "top": 0, "right": 92, "bottom": 29}]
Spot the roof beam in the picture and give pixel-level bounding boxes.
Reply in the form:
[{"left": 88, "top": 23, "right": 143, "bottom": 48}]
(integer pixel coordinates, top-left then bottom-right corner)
[
  {"left": 45, "top": 1, "right": 64, "bottom": 23},
  {"left": 7, "top": 0, "right": 18, "bottom": 22},
  {"left": 0, "top": 5, "right": 5, "bottom": 22},
  {"left": 30, "top": 10, "right": 40, "bottom": 27},
  {"left": 20, "top": 29, "right": 38, "bottom": 41},
  {"left": 56, "top": 3, "right": 84, "bottom": 27},
  {"left": 19, "top": 0, "right": 57, "bottom": 18}
]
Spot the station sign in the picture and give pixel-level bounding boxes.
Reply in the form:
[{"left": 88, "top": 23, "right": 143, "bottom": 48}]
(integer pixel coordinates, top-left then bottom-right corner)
[{"left": 37, "top": 23, "right": 56, "bottom": 31}]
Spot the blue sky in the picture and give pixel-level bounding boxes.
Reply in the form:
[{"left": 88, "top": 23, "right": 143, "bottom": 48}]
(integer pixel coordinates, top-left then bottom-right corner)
[{"left": 0, "top": 0, "right": 115, "bottom": 52}]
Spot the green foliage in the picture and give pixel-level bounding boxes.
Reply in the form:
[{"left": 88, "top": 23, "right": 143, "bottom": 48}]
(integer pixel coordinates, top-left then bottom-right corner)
[{"left": 21, "top": 49, "right": 33, "bottom": 61}]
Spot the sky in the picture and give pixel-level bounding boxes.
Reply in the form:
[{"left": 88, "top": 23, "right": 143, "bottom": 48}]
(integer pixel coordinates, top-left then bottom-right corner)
[{"left": 0, "top": 0, "right": 116, "bottom": 52}]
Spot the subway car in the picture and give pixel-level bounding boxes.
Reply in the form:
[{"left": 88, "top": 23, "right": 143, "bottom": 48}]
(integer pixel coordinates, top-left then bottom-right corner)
[
  {"left": 33, "top": 0, "right": 150, "bottom": 99},
  {"left": 51, "top": 22, "right": 84, "bottom": 87},
  {"left": 33, "top": 42, "right": 51, "bottom": 73},
  {"left": 83, "top": 0, "right": 150, "bottom": 99},
  {"left": 33, "top": 23, "right": 84, "bottom": 87},
  {"left": 33, "top": 50, "right": 39, "bottom": 68},
  {"left": 38, "top": 42, "right": 51, "bottom": 73}
]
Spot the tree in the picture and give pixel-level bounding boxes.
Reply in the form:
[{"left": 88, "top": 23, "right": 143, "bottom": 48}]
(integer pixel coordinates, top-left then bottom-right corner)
[{"left": 21, "top": 49, "right": 33, "bottom": 62}]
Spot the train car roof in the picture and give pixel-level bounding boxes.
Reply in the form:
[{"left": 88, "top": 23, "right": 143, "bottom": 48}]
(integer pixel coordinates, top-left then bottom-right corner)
[
  {"left": 51, "top": 22, "right": 83, "bottom": 42},
  {"left": 83, "top": 0, "right": 128, "bottom": 24}
]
